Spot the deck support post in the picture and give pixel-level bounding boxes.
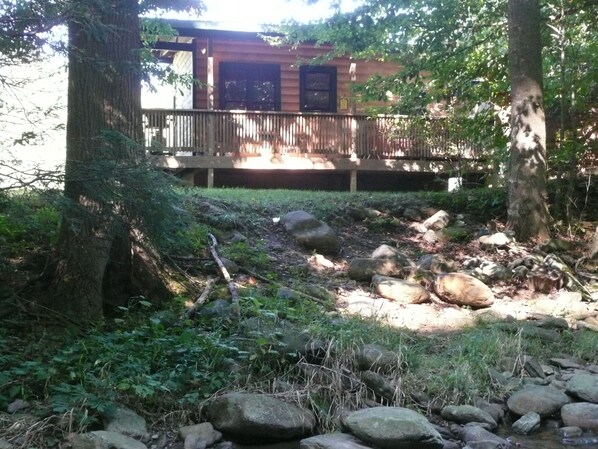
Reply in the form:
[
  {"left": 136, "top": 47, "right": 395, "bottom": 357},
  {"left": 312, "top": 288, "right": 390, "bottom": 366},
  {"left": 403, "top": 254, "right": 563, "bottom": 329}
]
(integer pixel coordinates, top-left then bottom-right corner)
[
  {"left": 207, "top": 168, "right": 214, "bottom": 188},
  {"left": 349, "top": 169, "right": 357, "bottom": 193}
]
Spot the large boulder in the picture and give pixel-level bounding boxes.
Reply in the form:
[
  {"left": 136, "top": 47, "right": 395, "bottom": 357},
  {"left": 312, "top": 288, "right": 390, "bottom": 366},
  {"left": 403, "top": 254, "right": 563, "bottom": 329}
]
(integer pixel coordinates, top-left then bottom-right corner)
[
  {"left": 205, "top": 393, "right": 315, "bottom": 442},
  {"left": 561, "top": 402, "right": 598, "bottom": 430},
  {"left": 434, "top": 273, "right": 494, "bottom": 308},
  {"left": 342, "top": 407, "right": 443, "bottom": 449},
  {"left": 348, "top": 258, "right": 404, "bottom": 281},
  {"left": 372, "top": 275, "right": 430, "bottom": 304},
  {"left": 507, "top": 385, "right": 572, "bottom": 417},
  {"left": 281, "top": 211, "right": 340, "bottom": 255},
  {"left": 566, "top": 373, "right": 598, "bottom": 403}
]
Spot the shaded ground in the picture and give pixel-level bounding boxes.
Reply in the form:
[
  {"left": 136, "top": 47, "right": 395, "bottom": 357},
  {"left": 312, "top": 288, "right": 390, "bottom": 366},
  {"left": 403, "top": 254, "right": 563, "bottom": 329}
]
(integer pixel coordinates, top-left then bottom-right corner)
[{"left": 211, "top": 199, "right": 598, "bottom": 333}]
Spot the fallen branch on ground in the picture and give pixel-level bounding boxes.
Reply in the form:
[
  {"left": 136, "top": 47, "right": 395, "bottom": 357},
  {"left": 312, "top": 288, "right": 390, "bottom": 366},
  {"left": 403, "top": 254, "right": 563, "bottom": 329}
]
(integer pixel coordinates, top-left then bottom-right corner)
[
  {"left": 208, "top": 233, "right": 240, "bottom": 309},
  {"left": 185, "top": 276, "right": 217, "bottom": 318}
]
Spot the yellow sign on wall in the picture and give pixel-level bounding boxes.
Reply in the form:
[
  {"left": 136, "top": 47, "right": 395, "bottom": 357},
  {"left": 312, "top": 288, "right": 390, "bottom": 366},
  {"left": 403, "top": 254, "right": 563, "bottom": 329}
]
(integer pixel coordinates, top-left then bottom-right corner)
[{"left": 339, "top": 97, "right": 349, "bottom": 111}]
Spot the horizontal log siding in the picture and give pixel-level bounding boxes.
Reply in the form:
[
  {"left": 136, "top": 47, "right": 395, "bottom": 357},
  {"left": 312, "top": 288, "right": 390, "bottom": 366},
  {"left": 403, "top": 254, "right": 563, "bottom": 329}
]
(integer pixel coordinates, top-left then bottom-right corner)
[
  {"left": 143, "top": 109, "right": 478, "bottom": 161},
  {"left": 191, "top": 37, "right": 402, "bottom": 113}
]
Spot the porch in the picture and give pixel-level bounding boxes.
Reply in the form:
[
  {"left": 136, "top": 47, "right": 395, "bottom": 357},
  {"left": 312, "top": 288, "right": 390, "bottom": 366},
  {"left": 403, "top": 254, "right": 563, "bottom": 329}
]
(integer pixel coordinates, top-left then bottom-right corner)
[{"left": 144, "top": 109, "right": 487, "bottom": 191}]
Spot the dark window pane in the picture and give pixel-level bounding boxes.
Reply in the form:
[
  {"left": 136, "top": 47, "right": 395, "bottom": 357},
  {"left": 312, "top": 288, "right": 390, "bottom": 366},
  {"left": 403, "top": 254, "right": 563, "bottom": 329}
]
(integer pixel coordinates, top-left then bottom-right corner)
[
  {"left": 304, "top": 91, "right": 330, "bottom": 109},
  {"left": 220, "top": 63, "right": 280, "bottom": 111},
  {"left": 252, "top": 80, "right": 275, "bottom": 104},
  {"left": 305, "top": 73, "right": 331, "bottom": 90},
  {"left": 224, "top": 80, "right": 247, "bottom": 102}
]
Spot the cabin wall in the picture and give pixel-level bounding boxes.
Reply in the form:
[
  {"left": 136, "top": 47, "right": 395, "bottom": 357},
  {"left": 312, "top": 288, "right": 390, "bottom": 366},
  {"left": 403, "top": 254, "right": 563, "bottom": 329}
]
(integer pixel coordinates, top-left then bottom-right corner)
[{"left": 191, "top": 37, "right": 400, "bottom": 114}]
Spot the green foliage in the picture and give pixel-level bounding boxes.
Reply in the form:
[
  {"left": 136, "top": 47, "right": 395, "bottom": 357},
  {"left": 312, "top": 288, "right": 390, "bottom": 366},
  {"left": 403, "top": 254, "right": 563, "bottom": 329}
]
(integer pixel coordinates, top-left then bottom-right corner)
[{"left": 0, "top": 192, "right": 60, "bottom": 254}]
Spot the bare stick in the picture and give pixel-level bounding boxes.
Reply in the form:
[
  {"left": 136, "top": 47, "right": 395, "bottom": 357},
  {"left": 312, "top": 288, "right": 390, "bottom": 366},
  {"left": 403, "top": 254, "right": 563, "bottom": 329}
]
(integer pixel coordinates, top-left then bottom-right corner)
[
  {"left": 208, "top": 233, "right": 239, "bottom": 307},
  {"left": 185, "top": 277, "right": 217, "bottom": 318}
]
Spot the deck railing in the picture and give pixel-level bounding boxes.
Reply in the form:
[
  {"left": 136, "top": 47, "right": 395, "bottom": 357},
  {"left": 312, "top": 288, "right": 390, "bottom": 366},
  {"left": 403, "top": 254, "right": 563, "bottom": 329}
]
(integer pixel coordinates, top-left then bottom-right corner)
[{"left": 142, "top": 109, "right": 479, "bottom": 160}]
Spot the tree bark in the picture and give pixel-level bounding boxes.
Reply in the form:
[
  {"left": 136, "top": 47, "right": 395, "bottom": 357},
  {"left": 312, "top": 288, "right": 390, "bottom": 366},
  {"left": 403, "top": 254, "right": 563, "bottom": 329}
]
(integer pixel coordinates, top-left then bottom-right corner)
[
  {"left": 506, "top": 0, "right": 551, "bottom": 241},
  {"left": 53, "top": 0, "right": 143, "bottom": 321}
]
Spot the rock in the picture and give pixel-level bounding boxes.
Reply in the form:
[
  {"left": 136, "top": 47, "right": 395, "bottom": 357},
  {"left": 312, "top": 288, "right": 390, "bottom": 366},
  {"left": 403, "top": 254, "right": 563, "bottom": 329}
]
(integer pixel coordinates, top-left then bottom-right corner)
[
  {"left": 422, "top": 230, "right": 439, "bottom": 244},
  {"left": 458, "top": 424, "right": 509, "bottom": 449},
  {"left": 360, "top": 370, "right": 396, "bottom": 401},
  {"left": 403, "top": 208, "right": 422, "bottom": 222},
  {"left": 549, "top": 358, "right": 583, "bottom": 369},
  {"left": 473, "top": 400, "right": 505, "bottom": 424},
  {"left": 523, "top": 356, "right": 546, "bottom": 379},
  {"left": 478, "top": 233, "right": 511, "bottom": 248},
  {"left": 422, "top": 210, "right": 450, "bottom": 231},
  {"left": 309, "top": 254, "right": 335, "bottom": 269},
  {"left": 300, "top": 433, "right": 373, "bottom": 449},
  {"left": 417, "top": 254, "right": 457, "bottom": 274},
  {"left": 372, "top": 275, "right": 431, "bottom": 304},
  {"left": 434, "top": 273, "right": 494, "bottom": 308},
  {"left": 205, "top": 393, "right": 315, "bottom": 442},
  {"left": 371, "top": 245, "right": 414, "bottom": 267},
  {"left": 179, "top": 423, "right": 222, "bottom": 448},
  {"left": 0, "top": 439, "right": 11, "bottom": 449},
  {"left": 69, "top": 431, "right": 148, "bottom": 449},
  {"left": 557, "top": 426, "right": 583, "bottom": 438},
  {"left": 561, "top": 402, "right": 598, "bottom": 430},
  {"left": 507, "top": 385, "right": 572, "bottom": 417},
  {"left": 441, "top": 226, "right": 470, "bottom": 242},
  {"left": 342, "top": 407, "right": 443, "bottom": 449},
  {"left": 540, "top": 238, "right": 572, "bottom": 253},
  {"left": 440, "top": 405, "right": 497, "bottom": 428},
  {"left": 566, "top": 373, "right": 598, "bottom": 403},
  {"left": 102, "top": 405, "right": 150, "bottom": 441},
  {"left": 281, "top": 211, "right": 340, "bottom": 255},
  {"left": 198, "top": 299, "right": 236, "bottom": 320},
  {"left": 347, "top": 206, "right": 382, "bottom": 221},
  {"left": 6, "top": 399, "right": 30, "bottom": 413},
  {"left": 240, "top": 316, "right": 324, "bottom": 362},
  {"left": 475, "top": 261, "right": 510, "bottom": 281},
  {"left": 355, "top": 344, "right": 401, "bottom": 373},
  {"left": 512, "top": 412, "right": 541, "bottom": 435},
  {"left": 348, "top": 258, "right": 405, "bottom": 281}
]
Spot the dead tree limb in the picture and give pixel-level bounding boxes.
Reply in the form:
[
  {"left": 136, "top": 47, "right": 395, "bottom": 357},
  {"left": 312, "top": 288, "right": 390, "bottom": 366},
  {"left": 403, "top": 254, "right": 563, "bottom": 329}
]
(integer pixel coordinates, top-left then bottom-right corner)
[
  {"left": 185, "top": 276, "right": 217, "bottom": 318},
  {"left": 208, "top": 233, "right": 239, "bottom": 307}
]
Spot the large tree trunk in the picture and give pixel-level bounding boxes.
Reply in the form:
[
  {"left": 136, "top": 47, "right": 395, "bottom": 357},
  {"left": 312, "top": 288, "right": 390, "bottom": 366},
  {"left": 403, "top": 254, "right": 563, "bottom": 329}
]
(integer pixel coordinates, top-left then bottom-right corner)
[
  {"left": 53, "top": 0, "right": 143, "bottom": 321},
  {"left": 506, "top": 0, "right": 551, "bottom": 242}
]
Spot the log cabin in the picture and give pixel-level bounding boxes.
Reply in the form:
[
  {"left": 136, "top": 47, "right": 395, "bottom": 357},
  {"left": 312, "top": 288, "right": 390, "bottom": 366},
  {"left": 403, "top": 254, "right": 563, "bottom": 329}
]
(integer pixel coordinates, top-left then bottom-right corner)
[{"left": 145, "top": 20, "right": 486, "bottom": 191}]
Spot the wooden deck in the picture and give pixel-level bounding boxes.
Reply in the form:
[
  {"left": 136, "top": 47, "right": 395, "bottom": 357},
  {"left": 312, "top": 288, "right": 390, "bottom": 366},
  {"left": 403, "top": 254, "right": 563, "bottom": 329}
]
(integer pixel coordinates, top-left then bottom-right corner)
[{"left": 143, "top": 109, "right": 487, "bottom": 190}]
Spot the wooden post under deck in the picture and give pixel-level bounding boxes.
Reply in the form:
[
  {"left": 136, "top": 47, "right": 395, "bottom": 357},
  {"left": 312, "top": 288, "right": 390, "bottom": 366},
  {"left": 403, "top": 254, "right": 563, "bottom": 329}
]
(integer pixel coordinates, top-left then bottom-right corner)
[
  {"left": 207, "top": 168, "right": 214, "bottom": 188},
  {"left": 349, "top": 169, "right": 357, "bottom": 193}
]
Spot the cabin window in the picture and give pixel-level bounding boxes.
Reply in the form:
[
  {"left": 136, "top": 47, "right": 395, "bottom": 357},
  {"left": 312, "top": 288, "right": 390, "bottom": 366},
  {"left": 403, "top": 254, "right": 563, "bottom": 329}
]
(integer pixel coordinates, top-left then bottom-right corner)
[
  {"left": 300, "top": 66, "right": 337, "bottom": 113},
  {"left": 219, "top": 62, "right": 281, "bottom": 111}
]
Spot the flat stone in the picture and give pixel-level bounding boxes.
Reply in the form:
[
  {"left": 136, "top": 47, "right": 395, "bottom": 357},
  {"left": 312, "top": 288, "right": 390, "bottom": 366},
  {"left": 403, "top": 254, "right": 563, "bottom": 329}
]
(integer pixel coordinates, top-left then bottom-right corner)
[
  {"left": 512, "top": 412, "right": 541, "bottom": 435},
  {"left": 355, "top": 344, "right": 401, "bottom": 373},
  {"left": 348, "top": 258, "right": 405, "bottom": 281},
  {"left": 507, "top": 385, "right": 572, "bottom": 417},
  {"left": 69, "top": 431, "right": 148, "bottom": 449},
  {"left": 550, "top": 358, "right": 583, "bottom": 369},
  {"left": 440, "top": 405, "right": 497, "bottom": 428},
  {"left": 372, "top": 275, "right": 431, "bottom": 304},
  {"left": 300, "top": 433, "right": 373, "bottom": 449},
  {"left": 561, "top": 402, "right": 598, "bottom": 430},
  {"left": 205, "top": 393, "right": 315, "bottom": 442},
  {"left": 102, "top": 405, "right": 149, "bottom": 441},
  {"left": 342, "top": 407, "right": 443, "bottom": 449},
  {"left": 566, "top": 373, "right": 598, "bottom": 403},
  {"left": 459, "top": 424, "right": 509, "bottom": 449}
]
